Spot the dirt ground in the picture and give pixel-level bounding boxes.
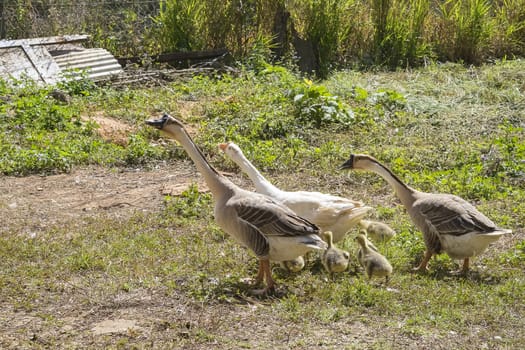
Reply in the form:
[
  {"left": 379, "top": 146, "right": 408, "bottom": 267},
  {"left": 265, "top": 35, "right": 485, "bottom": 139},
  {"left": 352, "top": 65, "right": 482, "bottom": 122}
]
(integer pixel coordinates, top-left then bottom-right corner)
[
  {"left": 0, "top": 158, "right": 390, "bottom": 349},
  {"left": 0, "top": 114, "right": 213, "bottom": 235},
  {"left": 2, "top": 164, "right": 517, "bottom": 349},
  {"left": 0, "top": 161, "right": 208, "bottom": 235}
]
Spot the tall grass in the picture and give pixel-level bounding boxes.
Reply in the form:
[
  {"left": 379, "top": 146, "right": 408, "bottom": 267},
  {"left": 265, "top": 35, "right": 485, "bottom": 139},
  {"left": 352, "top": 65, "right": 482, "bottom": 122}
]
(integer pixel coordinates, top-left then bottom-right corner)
[
  {"left": 435, "top": 0, "right": 493, "bottom": 64},
  {"left": 151, "top": 0, "right": 523, "bottom": 71},
  {"left": 372, "top": 0, "right": 431, "bottom": 67},
  {"left": 1, "top": 0, "right": 524, "bottom": 70},
  {"left": 291, "top": 0, "right": 346, "bottom": 77},
  {"left": 491, "top": 0, "right": 525, "bottom": 57},
  {"left": 156, "top": 0, "right": 205, "bottom": 51}
]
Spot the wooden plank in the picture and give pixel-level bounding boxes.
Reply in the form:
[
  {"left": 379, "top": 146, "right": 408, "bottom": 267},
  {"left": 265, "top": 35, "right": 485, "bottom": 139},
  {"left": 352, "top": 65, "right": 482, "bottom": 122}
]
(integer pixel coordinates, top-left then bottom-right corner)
[
  {"left": 0, "top": 46, "right": 42, "bottom": 82},
  {"left": 0, "top": 35, "right": 89, "bottom": 49},
  {"left": 118, "top": 49, "right": 229, "bottom": 66},
  {"left": 22, "top": 45, "right": 62, "bottom": 84}
]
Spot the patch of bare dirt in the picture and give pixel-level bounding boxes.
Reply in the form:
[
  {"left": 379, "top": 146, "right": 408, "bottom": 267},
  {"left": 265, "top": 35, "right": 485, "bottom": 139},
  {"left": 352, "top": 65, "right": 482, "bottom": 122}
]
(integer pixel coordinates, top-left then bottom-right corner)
[
  {"left": 82, "top": 112, "right": 135, "bottom": 146},
  {"left": 0, "top": 162, "right": 212, "bottom": 234}
]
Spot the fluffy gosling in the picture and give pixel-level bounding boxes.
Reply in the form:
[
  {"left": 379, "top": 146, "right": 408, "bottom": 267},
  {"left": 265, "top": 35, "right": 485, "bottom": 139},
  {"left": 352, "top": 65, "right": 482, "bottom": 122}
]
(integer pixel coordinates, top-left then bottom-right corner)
[
  {"left": 358, "top": 219, "right": 396, "bottom": 243},
  {"left": 321, "top": 231, "right": 350, "bottom": 277},
  {"left": 280, "top": 256, "right": 305, "bottom": 273},
  {"left": 355, "top": 233, "right": 392, "bottom": 284}
]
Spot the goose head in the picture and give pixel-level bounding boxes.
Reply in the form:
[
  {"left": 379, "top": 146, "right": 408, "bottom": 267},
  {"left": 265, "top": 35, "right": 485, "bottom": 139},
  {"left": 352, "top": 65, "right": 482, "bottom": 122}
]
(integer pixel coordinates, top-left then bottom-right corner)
[
  {"left": 218, "top": 141, "right": 243, "bottom": 158},
  {"left": 145, "top": 114, "right": 185, "bottom": 137},
  {"left": 339, "top": 154, "right": 379, "bottom": 171}
]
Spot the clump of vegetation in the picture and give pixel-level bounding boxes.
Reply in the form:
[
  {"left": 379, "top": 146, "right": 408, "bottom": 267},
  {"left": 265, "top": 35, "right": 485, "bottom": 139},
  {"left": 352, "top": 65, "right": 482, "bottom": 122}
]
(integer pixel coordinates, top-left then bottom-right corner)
[
  {"left": 163, "top": 183, "right": 213, "bottom": 222},
  {"left": 0, "top": 76, "right": 165, "bottom": 175},
  {"left": 2, "top": 0, "right": 524, "bottom": 72},
  {"left": 289, "top": 78, "right": 355, "bottom": 129},
  {"left": 435, "top": 0, "right": 493, "bottom": 64},
  {"left": 372, "top": 0, "right": 432, "bottom": 67}
]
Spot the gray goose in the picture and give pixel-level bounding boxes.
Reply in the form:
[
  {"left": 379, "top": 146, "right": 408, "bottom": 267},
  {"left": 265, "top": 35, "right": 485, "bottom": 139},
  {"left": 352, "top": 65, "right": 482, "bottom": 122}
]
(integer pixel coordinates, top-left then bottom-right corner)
[
  {"left": 355, "top": 233, "right": 393, "bottom": 283},
  {"left": 219, "top": 141, "right": 372, "bottom": 243},
  {"left": 146, "top": 114, "right": 327, "bottom": 295},
  {"left": 340, "top": 154, "right": 512, "bottom": 273}
]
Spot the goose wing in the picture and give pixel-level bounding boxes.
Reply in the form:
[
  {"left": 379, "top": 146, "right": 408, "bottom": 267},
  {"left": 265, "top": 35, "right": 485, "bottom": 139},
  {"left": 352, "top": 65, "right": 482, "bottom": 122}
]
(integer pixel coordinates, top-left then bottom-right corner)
[
  {"left": 415, "top": 194, "right": 498, "bottom": 237},
  {"left": 233, "top": 195, "right": 320, "bottom": 237},
  {"left": 229, "top": 195, "right": 320, "bottom": 257}
]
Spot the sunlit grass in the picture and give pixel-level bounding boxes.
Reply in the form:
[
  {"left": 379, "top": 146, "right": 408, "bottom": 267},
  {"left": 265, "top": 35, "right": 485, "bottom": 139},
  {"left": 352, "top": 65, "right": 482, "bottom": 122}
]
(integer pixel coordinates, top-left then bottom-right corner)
[{"left": 1, "top": 59, "right": 524, "bottom": 348}]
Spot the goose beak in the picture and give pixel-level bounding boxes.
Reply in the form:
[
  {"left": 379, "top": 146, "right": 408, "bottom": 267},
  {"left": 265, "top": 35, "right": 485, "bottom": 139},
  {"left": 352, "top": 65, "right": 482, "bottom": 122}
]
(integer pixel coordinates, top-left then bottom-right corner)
[
  {"left": 338, "top": 155, "right": 355, "bottom": 170},
  {"left": 145, "top": 114, "right": 170, "bottom": 129},
  {"left": 218, "top": 142, "right": 229, "bottom": 152}
]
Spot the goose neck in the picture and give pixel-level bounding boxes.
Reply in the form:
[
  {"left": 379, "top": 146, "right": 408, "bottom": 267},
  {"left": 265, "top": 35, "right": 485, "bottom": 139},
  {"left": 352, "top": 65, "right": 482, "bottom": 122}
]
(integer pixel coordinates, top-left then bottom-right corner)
[
  {"left": 235, "top": 151, "right": 280, "bottom": 194},
  {"left": 368, "top": 161, "right": 416, "bottom": 207},
  {"left": 176, "top": 131, "right": 233, "bottom": 197}
]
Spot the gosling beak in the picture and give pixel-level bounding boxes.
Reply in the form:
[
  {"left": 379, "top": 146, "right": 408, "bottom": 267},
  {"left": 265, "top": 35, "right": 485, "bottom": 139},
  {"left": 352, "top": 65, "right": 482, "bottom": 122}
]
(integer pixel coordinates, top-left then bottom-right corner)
[
  {"left": 145, "top": 113, "right": 170, "bottom": 129},
  {"left": 218, "top": 142, "right": 229, "bottom": 152},
  {"left": 338, "top": 154, "right": 355, "bottom": 170}
]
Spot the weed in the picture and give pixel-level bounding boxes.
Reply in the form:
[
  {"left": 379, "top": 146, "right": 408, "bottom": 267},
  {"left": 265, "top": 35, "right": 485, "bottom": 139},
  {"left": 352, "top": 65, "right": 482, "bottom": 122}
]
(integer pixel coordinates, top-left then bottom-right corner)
[
  {"left": 289, "top": 78, "right": 355, "bottom": 129},
  {"left": 163, "top": 183, "right": 213, "bottom": 222}
]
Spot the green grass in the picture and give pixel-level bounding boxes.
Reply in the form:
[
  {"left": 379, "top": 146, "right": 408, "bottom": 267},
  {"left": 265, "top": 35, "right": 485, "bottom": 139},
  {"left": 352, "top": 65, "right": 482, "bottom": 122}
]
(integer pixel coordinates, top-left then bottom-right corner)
[{"left": 0, "top": 59, "right": 524, "bottom": 348}]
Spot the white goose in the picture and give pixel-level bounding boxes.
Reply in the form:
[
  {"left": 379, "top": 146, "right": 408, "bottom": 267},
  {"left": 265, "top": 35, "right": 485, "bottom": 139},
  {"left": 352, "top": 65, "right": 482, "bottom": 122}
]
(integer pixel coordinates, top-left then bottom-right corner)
[
  {"left": 219, "top": 141, "right": 372, "bottom": 243},
  {"left": 146, "top": 114, "right": 327, "bottom": 295},
  {"left": 340, "top": 154, "right": 512, "bottom": 273}
]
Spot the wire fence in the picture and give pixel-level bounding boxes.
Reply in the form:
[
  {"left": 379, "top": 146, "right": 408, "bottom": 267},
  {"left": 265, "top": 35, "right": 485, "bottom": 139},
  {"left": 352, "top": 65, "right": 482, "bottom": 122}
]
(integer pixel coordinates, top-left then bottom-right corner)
[{"left": 0, "top": 0, "right": 161, "bottom": 56}]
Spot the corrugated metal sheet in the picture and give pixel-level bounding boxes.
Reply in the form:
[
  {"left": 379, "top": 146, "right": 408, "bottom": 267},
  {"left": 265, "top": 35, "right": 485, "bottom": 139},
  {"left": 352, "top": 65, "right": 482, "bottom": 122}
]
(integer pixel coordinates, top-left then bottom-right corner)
[
  {"left": 53, "top": 48, "right": 123, "bottom": 81},
  {"left": 0, "top": 35, "right": 122, "bottom": 84}
]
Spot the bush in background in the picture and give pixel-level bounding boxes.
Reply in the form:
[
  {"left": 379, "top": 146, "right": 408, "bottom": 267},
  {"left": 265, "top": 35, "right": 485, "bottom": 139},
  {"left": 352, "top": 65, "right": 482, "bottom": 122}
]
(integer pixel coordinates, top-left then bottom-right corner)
[{"left": 0, "top": 0, "right": 523, "bottom": 71}]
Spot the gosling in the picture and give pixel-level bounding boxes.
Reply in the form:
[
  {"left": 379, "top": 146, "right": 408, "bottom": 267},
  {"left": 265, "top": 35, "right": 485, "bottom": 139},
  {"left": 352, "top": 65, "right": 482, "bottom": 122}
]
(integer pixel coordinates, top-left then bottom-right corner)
[
  {"left": 321, "top": 231, "right": 350, "bottom": 277},
  {"left": 280, "top": 256, "right": 305, "bottom": 273},
  {"left": 355, "top": 233, "right": 392, "bottom": 284},
  {"left": 358, "top": 219, "right": 396, "bottom": 243}
]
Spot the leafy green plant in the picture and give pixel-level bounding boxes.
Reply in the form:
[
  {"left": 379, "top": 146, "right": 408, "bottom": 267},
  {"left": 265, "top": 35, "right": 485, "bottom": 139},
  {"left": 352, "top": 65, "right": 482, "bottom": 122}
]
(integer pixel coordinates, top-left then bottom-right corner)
[
  {"left": 290, "top": 78, "right": 355, "bottom": 129},
  {"left": 163, "top": 183, "right": 213, "bottom": 221},
  {"left": 57, "top": 71, "right": 98, "bottom": 97}
]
